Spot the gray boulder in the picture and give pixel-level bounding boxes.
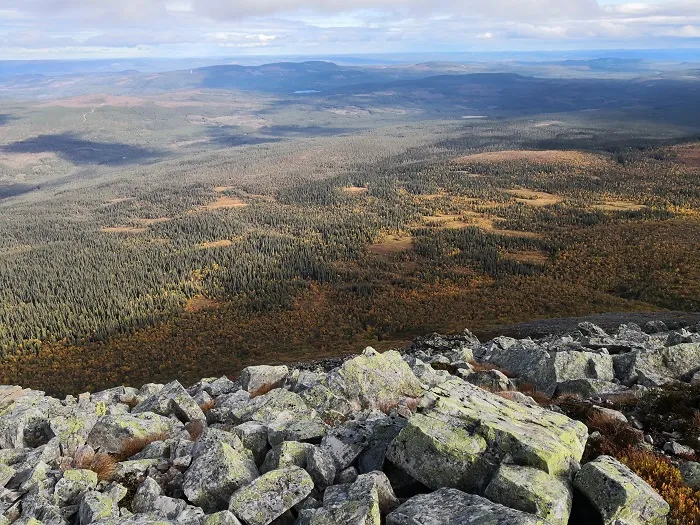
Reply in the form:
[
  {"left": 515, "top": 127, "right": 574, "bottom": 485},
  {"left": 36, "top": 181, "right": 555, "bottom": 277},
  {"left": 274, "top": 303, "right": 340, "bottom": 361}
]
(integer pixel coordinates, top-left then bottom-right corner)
[
  {"left": 78, "top": 491, "right": 117, "bottom": 525},
  {"left": 482, "top": 340, "right": 614, "bottom": 396},
  {"left": 325, "top": 348, "right": 425, "bottom": 413},
  {"left": 386, "top": 487, "right": 549, "bottom": 525},
  {"left": 228, "top": 466, "right": 313, "bottom": 525},
  {"left": 87, "top": 413, "right": 183, "bottom": 454},
  {"left": 680, "top": 461, "right": 700, "bottom": 490},
  {"left": 484, "top": 464, "right": 572, "bottom": 525},
  {"left": 182, "top": 436, "right": 259, "bottom": 513},
  {"left": 573, "top": 455, "right": 669, "bottom": 525},
  {"left": 387, "top": 380, "right": 587, "bottom": 493},
  {"left": 54, "top": 469, "right": 98, "bottom": 506},
  {"left": 132, "top": 381, "right": 206, "bottom": 424},
  {"left": 239, "top": 365, "right": 289, "bottom": 396},
  {"left": 614, "top": 343, "right": 700, "bottom": 385}
]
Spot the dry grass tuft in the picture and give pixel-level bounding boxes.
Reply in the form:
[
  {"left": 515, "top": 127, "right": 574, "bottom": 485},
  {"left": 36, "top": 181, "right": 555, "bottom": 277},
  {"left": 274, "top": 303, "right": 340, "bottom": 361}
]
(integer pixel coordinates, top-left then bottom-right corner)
[
  {"left": 115, "top": 432, "right": 168, "bottom": 461},
  {"left": 186, "top": 420, "right": 206, "bottom": 441},
  {"left": 76, "top": 450, "right": 117, "bottom": 481},
  {"left": 516, "top": 382, "right": 552, "bottom": 406},
  {"left": 587, "top": 411, "right": 643, "bottom": 457},
  {"left": 199, "top": 398, "right": 216, "bottom": 412},
  {"left": 467, "top": 360, "right": 515, "bottom": 378}
]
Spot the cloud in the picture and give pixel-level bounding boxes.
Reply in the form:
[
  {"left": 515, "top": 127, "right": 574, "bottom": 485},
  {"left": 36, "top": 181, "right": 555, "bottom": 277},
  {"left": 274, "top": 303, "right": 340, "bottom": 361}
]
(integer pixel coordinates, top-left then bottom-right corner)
[{"left": 0, "top": 1, "right": 699, "bottom": 59}]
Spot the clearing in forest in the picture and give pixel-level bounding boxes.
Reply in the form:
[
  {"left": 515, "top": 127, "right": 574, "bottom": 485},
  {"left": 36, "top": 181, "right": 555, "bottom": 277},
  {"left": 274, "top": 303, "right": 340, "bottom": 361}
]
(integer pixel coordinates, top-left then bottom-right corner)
[
  {"left": 198, "top": 240, "right": 233, "bottom": 249},
  {"left": 455, "top": 149, "right": 605, "bottom": 167},
  {"left": 674, "top": 143, "right": 700, "bottom": 167},
  {"left": 101, "top": 226, "right": 147, "bottom": 234},
  {"left": 423, "top": 214, "right": 472, "bottom": 229},
  {"left": 503, "top": 250, "right": 550, "bottom": 265},
  {"left": 184, "top": 296, "right": 221, "bottom": 313},
  {"left": 134, "top": 217, "right": 171, "bottom": 225},
  {"left": 202, "top": 196, "right": 248, "bottom": 211},
  {"left": 342, "top": 186, "right": 368, "bottom": 195},
  {"left": 369, "top": 234, "right": 413, "bottom": 255},
  {"left": 593, "top": 201, "right": 645, "bottom": 212},
  {"left": 506, "top": 189, "right": 563, "bottom": 207}
]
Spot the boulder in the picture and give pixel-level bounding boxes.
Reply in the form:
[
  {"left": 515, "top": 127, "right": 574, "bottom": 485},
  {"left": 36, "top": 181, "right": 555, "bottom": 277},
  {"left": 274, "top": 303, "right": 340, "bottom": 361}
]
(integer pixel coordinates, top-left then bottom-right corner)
[
  {"left": 232, "top": 422, "right": 269, "bottom": 465},
  {"left": 387, "top": 380, "right": 587, "bottom": 493},
  {"left": 231, "top": 389, "right": 327, "bottom": 444},
  {"left": 183, "top": 438, "right": 259, "bottom": 513},
  {"left": 573, "top": 455, "right": 669, "bottom": 525},
  {"left": 132, "top": 381, "right": 206, "bottom": 424},
  {"left": 239, "top": 366, "right": 289, "bottom": 396},
  {"left": 78, "top": 491, "right": 117, "bottom": 525},
  {"left": 484, "top": 464, "right": 572, "bottom": 525},
  {"left": 132, "top": 477, "right": 187, "bottom": 519},
  {"left": 228, "top": 466, "right": 313, "bottom": 525},
  {"left": 466, "top": 370, "right": 512, "bottom": 392},
  {"left": 386, "top": 487, "right": 548, "bottom": 525},
  {"left": 679, "top": 461, "right": 700, "bottom": 490},
  {"left": 482, "top": 340, "right": 614, "bottom": 396},
  {"left": 325, "top": 348, "right": 425, "bottom": 412},
  {"left": 204, "top": 511, "right": 243, "bottom": 525},
  {"left": 54, "top": 469, "right": 98, "bottom": 506},
  {"left": 87, "top": 413, "right": 183, "bottom": 454},
  {"left": 614, "top": 343, "right": 700, "bottom": 385}
]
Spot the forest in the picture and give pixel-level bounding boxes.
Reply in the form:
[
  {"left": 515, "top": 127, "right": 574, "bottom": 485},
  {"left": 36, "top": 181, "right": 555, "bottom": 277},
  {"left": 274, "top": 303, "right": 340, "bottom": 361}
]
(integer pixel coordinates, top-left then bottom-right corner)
[{"left": 1, "top": 65, "right": 700, "bottom": 395}]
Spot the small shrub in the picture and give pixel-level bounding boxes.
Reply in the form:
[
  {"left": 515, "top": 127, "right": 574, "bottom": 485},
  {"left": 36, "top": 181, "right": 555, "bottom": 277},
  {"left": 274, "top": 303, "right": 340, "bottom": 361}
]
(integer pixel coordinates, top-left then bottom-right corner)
[
  {"left": 586, "top": 411, "right": 643, "bottom": 457},
  {"left": 618, "top": 447, "right": 700, "bottom": 525}
]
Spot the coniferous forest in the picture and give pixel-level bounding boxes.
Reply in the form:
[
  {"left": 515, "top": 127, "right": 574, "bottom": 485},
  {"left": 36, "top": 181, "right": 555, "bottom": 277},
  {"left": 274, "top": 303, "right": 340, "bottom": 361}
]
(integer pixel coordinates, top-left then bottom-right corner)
[{"left": 1, "top": 64, "right": 700, "bottom": 395}]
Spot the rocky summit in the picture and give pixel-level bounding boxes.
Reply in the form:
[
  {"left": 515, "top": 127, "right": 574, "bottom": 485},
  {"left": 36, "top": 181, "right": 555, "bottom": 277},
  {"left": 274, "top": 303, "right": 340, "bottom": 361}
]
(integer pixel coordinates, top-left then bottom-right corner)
[{"left": 1, "top": 320, "right": 699, "bottom": 525}]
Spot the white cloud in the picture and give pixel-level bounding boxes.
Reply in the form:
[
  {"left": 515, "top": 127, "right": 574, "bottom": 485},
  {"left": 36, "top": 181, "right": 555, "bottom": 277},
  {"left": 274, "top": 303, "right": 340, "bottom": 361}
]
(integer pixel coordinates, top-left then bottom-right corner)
[{"left": 0, "top": 0, "right": 699, "bottom": 59}]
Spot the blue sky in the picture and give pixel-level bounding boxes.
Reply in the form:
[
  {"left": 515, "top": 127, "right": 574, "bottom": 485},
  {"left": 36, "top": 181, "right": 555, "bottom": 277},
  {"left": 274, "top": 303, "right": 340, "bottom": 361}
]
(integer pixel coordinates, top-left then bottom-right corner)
[{"left": 0, "top": 0, "right": 699, "bottom": 60}]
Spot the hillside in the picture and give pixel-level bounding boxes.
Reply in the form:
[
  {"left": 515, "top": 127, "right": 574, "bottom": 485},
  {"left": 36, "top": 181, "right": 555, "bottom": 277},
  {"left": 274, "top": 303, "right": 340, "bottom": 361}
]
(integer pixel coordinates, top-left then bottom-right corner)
[{"left": 1, "top": 318, "right": 699, "bottom": 524}]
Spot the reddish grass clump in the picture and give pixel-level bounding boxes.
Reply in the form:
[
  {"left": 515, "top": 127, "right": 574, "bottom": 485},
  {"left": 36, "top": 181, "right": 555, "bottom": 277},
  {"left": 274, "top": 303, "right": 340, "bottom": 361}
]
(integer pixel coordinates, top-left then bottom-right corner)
[
  {"left": 75, "top": 450, "right": 117, "bottom": 481},
  {"left": 467, "top": 360, "right": 515, "bottom": 378},
  {"left": 586, "top": 411, "right": 643, "bottom": 457},
  {"left": 115, "top": 432, "right": 169, "bottom": 462},
  {"left": 618, "top": 447, "right": 700, "bottom": 525},
  {"left": 199, "top": 398, "right": 216, "bottom": 412}
]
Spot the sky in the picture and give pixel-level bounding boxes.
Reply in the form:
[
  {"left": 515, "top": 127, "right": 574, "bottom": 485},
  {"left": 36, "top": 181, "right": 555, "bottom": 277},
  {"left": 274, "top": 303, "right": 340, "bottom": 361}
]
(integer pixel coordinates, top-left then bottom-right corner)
[{"left": 0, "top": 0, "right": 699, "bottom": 60}]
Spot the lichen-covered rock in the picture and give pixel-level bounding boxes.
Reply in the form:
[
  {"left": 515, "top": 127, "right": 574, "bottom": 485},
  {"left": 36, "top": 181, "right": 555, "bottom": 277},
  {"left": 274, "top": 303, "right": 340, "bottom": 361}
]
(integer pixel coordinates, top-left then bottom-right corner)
[
  {"left": 304, "top": 472, "right": 389, "bottom": 525},
  {"left": 325, "top": 348, "right": 425, "bottom": 412},
  {"left": 466, "top": 369, "right": 512, "bottom": 392},
  {"left": 204, "top": 511, "right": 242, "bottom": 525},
  {"left": 260, "top": 441, "right": 313, "bottom": 473},
  {"left": 239, "top": 366, "right": 289, "bottom": 396},
  {"left": 183, "top": 439, "right": 259, "bottom": 513},
  {"left": 87, "top": 413, "right": 183, "bottom": 454},
  {"left": 482, "top": 341, "right": 614, "bottom": 396},
  {"left": 387, "top": 380, "right": 587, "bottom": 493},
  {"left": 54, "top": 469, "right": 98, "bottom": 506},
  {"left": 232, "top": 422, "right": 268, "bottom": 465},
  {"left": 573, "top": 455, "right": 670, "bottom": 525},
  {"left": 613, "top": 343, "right": 700, "bottom": 385},
  {"left": 386, "top": 487, "right": 549, "bottom": 525},
  {"left": 78, "top": 491, "right": 117, "bottom": 525},
  {"left": 132, "top": 381, "right": 205, "bottom": 424},
  {"left": 0, "top": 388, "right": 61, "bottom": 449},
  {"left": 356, "top": 416, "right": 406, "bottom": 474},
  {"left": 228, "top": 466, "right": 313, "bottom": 525},
  {"left": 231, "top": 389, "right": 327, "bottom": 444},
  {"left": 484, "top": 464, "right": 572, "bottom": 525},
  {"left": 0, "top": 462, "right": 15, "bottom": 487},
  {"left": 132, "top": 477, "right": 188, "bottom": 519},
  {"left": 679, "top": 461, "right": 700, "bottom": 490},
  {"left": 555, "top": 379, "right": 629, "bottom": 398}
]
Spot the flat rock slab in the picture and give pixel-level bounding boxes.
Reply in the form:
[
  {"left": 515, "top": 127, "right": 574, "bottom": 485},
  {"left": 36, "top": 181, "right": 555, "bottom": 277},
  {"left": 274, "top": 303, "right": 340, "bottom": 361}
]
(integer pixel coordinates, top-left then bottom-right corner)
[{"left": 386, "top": 487, "right": 550, "bottom": 525}]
